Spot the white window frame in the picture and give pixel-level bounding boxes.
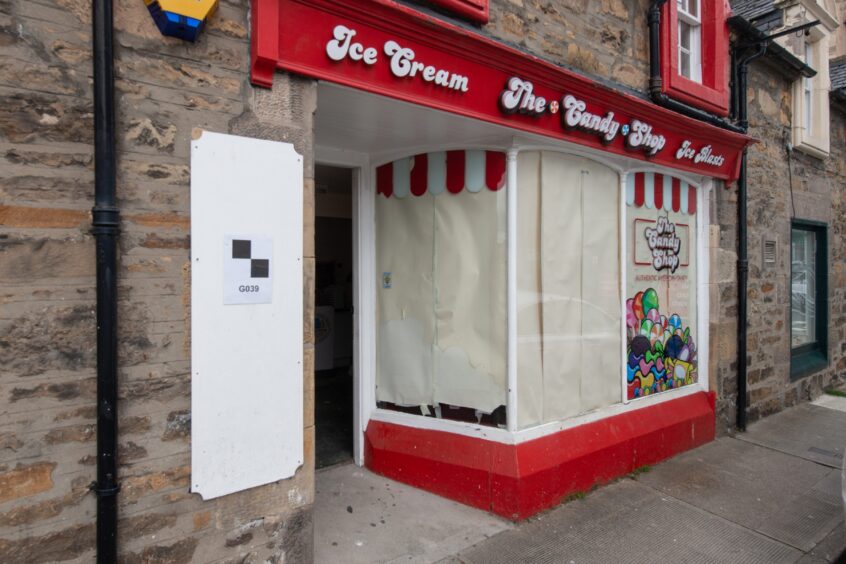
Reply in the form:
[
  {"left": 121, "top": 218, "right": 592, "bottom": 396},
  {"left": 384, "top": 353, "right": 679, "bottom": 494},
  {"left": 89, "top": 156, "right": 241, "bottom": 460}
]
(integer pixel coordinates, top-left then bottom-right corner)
[
  {"left": 804, "top": 42, "right": 814, "bottom": 136},
  {"left": 677, "top": 0, "right": 702, "bottom": 83},
  {"left": 792, "top": 34, "right": 830, "bottom": 157},
  {"left": 354, "top": 140, "right": 712, "bottom": 450}
]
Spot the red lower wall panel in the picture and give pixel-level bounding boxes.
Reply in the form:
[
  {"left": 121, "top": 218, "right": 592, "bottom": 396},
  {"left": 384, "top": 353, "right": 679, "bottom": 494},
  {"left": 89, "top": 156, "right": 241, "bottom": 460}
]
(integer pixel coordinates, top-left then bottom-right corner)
[{"left": 365, "top": 391, "right": 716, "bottom": 520}]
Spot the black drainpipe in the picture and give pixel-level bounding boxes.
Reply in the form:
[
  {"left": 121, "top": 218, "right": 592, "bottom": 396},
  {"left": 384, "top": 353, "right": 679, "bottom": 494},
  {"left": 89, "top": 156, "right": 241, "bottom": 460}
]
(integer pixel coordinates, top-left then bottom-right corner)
[
  {"left": 647, "top": 0, "right": 746, "bottom": 134},
  {"left": 92, "top": 0, "right": 120, "bottom": 561},
  {"left": 734, "top": 43, "right": 767, "bottom": 432},
  {"left": 647, "top": 0, "right": 762, "bottom": 432}
]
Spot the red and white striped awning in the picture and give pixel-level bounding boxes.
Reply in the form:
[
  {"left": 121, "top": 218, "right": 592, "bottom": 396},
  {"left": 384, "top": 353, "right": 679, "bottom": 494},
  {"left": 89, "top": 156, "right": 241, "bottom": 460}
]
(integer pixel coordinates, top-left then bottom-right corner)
[
  {"left": 626, "top": 172, "right": 697, "bottom": 215},
  {"left": 376, "top": 150, "right": 506, "bottom": 198}
]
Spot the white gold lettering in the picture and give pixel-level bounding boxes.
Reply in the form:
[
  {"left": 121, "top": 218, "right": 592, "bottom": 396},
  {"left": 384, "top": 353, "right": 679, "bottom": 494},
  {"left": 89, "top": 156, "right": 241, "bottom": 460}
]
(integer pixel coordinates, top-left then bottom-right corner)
[
  {"left": 675, "top": 140, "right": 726, "bottom": 167},
  {"left": 499, "top": 77, "right": 546, "bottom": 116},
  {"left": 627, "top": 120, "right": 666, "bottom": 156},
  {"left": 383, "top": 39, "right": 469, "bottom": 92},
  {"left": 363, "top": 47, "right": 377, "bottom": 65},
  {"left": 562, "top": 94, "right": 620, "bottom": 142},
  {"left": 326, "top": 25, "right": 378, "bottom": 66},
  {"left": 326, "top": 25, "right": 356, "bottom": 61}
]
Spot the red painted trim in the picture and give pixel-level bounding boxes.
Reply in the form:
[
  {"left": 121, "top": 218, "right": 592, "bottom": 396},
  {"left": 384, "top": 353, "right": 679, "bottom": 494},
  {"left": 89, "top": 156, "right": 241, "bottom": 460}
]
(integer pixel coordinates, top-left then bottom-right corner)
[
  {"left": 485, "top": 151, "right": 505, "bottom": 190},
  {"left": 672, "top": 177, "right": 681, "bottom": 212},
  {"left": 410, "top": 153, "right": 428, "bottom": 197},
  {"left": 251, "top": 0, "right": 754, "bottom": 182},
  {"left": 446, "top": 150, "right": 465, "bottom": 194},
  {"left": 428, "top": 0, "right": 489, "bottom": 24},
  {"left": 366, "top": 391, "right": 716, "bottom": 520},
  {"left": 634, "top": 172, "right": 645, "bottom": 207},
  {"left": 376, "top": 162, "right": 393, "bottom": 197},
  {"left": 251, "top": 0, "right": 279, "bottom": 88},
  {"left": 654, "top": 172, "right": 664, "bottom": 209},
  {"left": 688, "top": 184, "right": 697, "bottom": 215},
  {"left": 660, "top": 0, "right": 731, "bottom": 116}
]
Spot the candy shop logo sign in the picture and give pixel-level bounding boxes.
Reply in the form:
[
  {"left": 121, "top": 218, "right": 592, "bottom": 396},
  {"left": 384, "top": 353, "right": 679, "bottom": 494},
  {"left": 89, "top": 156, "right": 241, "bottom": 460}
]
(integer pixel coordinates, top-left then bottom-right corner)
[
  {"left": 325, "top": 25, "right": 470, "bottom": 93},
  {"left": 498, "top": 77, "right": 666, "bottom": 155},
  {"left": 644, "top": 216, "right": 681, "bottom": 273}
]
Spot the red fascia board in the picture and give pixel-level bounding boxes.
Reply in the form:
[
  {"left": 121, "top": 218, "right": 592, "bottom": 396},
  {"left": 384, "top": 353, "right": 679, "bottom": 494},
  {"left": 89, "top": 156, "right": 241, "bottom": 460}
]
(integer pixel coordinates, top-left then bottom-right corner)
[
  {"left": 252, "top": 0, "right": 753, "bottom": 180},
  {"left": 251, "top": 0, "right": 279, "bottom": 88},
  {"left": 428, "top": 0, "right": 489, "bottom": 24}
]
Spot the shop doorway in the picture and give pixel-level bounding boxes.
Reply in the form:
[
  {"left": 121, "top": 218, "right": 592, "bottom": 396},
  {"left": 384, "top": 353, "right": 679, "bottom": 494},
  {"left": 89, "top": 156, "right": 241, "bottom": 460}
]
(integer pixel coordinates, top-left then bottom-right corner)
[{"left": 314, "top": 164, "right": 355, "bottom": 469}]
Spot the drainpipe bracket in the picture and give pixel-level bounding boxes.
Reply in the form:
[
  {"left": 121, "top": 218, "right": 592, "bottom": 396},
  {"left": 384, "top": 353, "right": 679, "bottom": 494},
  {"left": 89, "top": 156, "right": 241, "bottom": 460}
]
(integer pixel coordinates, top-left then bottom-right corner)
[
  {"left": 90, "top": 482, "right": 121, "bottom": 497},
  {"left": 91, "top": 207, "right": 120, "bottom": 234}
]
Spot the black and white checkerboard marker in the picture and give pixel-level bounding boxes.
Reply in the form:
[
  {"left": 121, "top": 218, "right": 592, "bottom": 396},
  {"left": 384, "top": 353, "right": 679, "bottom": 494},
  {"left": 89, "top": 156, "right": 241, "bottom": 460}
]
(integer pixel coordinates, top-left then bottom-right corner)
[
  {"left": 224, "top": 235, "right": 273, "bottom": 305},
  {"left": 232, "top": 239, "right": 270, "bottom": 278}
]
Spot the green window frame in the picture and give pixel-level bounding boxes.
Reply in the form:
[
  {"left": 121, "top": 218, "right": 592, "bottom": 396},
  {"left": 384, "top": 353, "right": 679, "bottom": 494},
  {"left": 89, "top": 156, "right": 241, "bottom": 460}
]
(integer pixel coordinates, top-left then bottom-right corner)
[{"left": 790, "top": 220, "right": 828, "bottom": 379}]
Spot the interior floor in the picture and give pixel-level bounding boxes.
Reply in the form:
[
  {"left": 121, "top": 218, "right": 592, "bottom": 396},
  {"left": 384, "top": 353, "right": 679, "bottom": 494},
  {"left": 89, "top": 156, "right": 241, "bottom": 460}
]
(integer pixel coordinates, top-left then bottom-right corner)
[{"left": 315, "top": 367, "right": 354, "bottom": 468}]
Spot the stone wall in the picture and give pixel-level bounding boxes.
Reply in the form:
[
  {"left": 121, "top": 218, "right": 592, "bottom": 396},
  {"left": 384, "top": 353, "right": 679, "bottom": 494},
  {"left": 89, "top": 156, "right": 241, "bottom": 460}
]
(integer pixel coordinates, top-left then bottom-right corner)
[
  {"left": 2, "top": 0, "right": 844, "bottom": 560},
  {"left": 0, "top": 0, "right": 315, "bottom": 561},
  {"left": 712, "top": 61, "right": 846, "bottom": 433},
  {"left": 487, "top": 0, "right": 651, "bottom": 91}
]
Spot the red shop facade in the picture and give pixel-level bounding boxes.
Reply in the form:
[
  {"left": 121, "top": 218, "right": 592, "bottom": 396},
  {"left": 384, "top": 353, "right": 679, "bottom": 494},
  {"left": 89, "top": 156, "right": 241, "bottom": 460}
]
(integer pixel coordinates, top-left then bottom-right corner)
[{"left": 251, "top": 0, "right": 754, "bottom": 519}]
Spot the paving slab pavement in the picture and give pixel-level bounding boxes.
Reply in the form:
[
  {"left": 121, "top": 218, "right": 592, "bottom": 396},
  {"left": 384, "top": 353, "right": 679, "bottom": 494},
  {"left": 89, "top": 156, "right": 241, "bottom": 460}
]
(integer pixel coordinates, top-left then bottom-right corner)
[
  {"left": 314, "top": 463, "right": 512, "bottom": 564},
  {"left": 447, "top": 397, "right": 846, "bottom": 564},
  {"left": 313, "top": 396, "right": 846, "bottom": 563}
]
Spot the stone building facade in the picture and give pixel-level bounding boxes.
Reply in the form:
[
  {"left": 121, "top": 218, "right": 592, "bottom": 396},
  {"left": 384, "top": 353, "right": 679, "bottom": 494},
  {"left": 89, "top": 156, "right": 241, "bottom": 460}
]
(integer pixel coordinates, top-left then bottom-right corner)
[
  {"left": 728, "top": 64, "right": 846, "bottom": 427},
  {"left": 0, "top": 0, "right": 842, "bottom": 561}
]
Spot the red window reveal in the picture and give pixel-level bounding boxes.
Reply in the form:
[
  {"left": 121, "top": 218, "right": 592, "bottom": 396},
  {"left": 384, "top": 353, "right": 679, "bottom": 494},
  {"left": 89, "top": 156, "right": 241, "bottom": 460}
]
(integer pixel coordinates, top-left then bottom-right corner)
[
  {"left": 661, "top": 0, "right": 731, "bottom": 116},
  {"left": 426, "top": 0, "right": 489, "bottom": 24}
]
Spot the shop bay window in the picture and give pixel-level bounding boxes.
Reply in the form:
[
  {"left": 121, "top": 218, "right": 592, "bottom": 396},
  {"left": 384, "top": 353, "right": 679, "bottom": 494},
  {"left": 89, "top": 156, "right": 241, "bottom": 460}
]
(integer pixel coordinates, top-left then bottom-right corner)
[
  {"left": 374, "top": 150, "right": 702, "bottom": 428},
  {"left": 375, "top": 151, "right": 507, "bottom": 424},
  {"left": 625, "top": 172, "right": 698, "bottom": 401}
]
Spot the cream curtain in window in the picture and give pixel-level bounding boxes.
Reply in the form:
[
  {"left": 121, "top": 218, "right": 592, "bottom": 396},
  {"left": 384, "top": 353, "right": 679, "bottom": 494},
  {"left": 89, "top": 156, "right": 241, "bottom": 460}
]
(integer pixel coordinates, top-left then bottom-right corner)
[
  {"left": 517, "top": 151, "right": 622, "bottom": 426},
  {"left": 375, "top": 188, "right": 507, "bottom": 413}
]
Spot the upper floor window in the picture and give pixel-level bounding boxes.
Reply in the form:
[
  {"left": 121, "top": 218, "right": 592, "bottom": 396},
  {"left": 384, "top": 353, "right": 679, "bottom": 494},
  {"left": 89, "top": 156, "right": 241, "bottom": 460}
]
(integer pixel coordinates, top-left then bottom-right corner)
[
  {"left": 660, "top": 0, "right": 730, "bottom": 116},
  {"left": 792, "top": 34, "right": 830, "bottom": 157},
  {"left": 677, "top": 0, "right": 702, "bottom": 82},
  {"left": 778, "top": 0, "right": 840, "bottom": 158}
]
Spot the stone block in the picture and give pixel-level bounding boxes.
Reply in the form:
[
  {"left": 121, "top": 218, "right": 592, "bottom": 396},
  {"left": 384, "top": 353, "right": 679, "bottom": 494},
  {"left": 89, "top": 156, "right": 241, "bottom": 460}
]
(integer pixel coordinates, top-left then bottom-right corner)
[
  {"left": 0, "top": 462, "right": 55, "bottom": 504},
  {"left": 304, "top": 177, "right": 316, "bottom": 259},
  {"left": 303, "top": 256, "right": 315, "bottom": 346},
  {"left": 304, "top": 346, "right": 315, "bottom": 429},
  {"left": 0, "top": 522, "right": 95, "bottom": 562}
]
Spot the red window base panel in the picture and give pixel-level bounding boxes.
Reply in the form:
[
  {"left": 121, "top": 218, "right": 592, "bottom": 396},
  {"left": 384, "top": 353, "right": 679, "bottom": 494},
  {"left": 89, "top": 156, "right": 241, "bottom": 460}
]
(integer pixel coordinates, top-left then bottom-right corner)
[{"left": 365, "top": 391, "right": 716, "bottom": 520}]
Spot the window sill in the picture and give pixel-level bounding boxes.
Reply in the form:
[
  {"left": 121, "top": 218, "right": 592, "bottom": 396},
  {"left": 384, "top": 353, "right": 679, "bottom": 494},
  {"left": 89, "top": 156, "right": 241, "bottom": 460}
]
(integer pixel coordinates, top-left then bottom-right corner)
[
  {"left": 791, "top": 349, "right": 828, "bottom": 380},
  {"left": 792, "top": 139, "right": 830, "bottom": 160}
]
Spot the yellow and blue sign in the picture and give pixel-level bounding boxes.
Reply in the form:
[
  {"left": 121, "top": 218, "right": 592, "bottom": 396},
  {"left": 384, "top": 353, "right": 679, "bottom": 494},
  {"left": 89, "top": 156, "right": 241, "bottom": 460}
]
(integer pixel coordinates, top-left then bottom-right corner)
[{"left": 144, "top": 0, "right": 218, "bottom": 42}]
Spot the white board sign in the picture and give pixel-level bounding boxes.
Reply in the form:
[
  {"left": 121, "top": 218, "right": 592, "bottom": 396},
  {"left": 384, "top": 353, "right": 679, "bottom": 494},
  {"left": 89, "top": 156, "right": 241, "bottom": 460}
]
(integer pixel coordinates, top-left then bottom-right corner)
[
  {"left": 223, "top": 235, "right": 273, "bottom": 304},
  {"left": 190, "top": 131, "right": 303, "bottom": 500}
]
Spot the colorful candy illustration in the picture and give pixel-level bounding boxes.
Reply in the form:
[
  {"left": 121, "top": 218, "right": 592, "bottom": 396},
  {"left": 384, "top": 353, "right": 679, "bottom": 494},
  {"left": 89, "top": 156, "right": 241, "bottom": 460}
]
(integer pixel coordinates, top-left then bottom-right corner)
[{"left": 626, "top": 288, "right": 696, "bottom": 399}]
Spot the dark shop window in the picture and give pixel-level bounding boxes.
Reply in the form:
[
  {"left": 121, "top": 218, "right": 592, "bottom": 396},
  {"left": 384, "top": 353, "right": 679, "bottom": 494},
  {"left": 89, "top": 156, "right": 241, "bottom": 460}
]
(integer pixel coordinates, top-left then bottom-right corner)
[{"left": 790, "top": 221, "right": 828, "bottom": 379}]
